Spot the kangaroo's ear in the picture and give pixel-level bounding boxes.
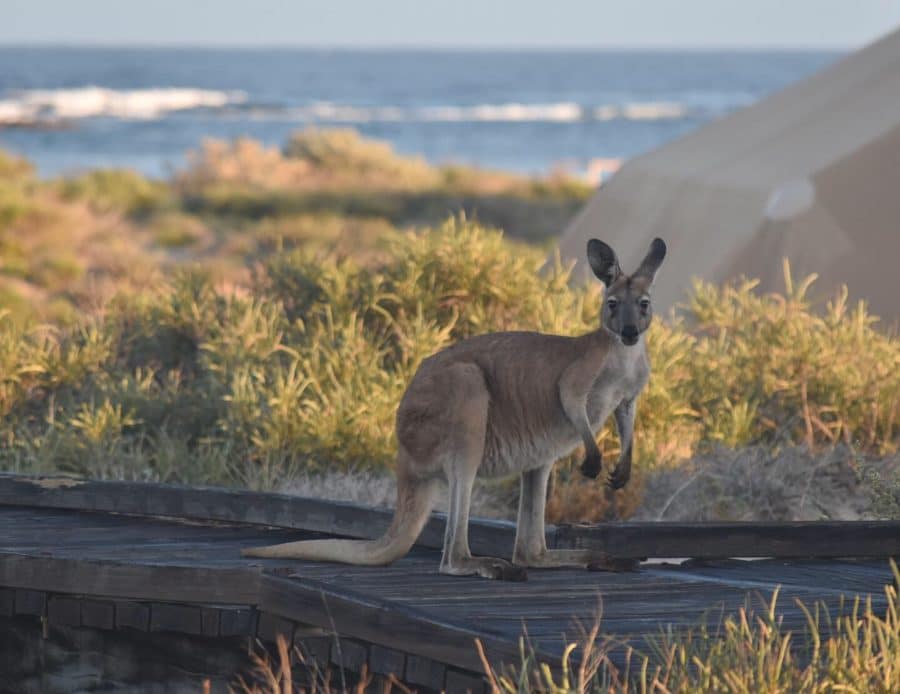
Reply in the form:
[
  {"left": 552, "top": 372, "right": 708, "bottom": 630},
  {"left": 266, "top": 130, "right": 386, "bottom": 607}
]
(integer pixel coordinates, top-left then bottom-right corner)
[
  {"left": 586, "top": 239, "right": 621, "bottom": 287},
  {"left": 633, "top": 237, "right": 667, "bottom": 283}
]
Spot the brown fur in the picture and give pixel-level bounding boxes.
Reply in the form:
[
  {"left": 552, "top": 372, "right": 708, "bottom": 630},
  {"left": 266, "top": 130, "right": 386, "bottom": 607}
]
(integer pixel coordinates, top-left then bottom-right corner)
[{"left": 242, "top": 238, "right": 667, "bottom": 580}]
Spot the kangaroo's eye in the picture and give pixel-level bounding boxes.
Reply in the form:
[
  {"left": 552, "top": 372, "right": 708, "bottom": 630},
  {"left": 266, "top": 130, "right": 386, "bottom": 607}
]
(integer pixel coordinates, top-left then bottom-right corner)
[
  {"left": 607, "top": 297, "right": 619, "bottom": 310},
  {"left": 639, "top": 298, "right": 650, "bottom": 311}
]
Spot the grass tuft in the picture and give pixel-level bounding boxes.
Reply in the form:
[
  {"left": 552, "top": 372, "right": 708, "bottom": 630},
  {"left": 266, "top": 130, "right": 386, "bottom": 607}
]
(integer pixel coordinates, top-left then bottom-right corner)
[{"left": 480, "top": 560, "right": 900, "bottom": 693}]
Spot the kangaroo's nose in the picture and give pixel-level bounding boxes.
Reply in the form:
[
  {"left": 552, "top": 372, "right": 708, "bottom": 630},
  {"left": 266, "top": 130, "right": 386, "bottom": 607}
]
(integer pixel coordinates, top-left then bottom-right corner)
[{"left": 621, "top": 325, "right": 638, "bottom": 340}]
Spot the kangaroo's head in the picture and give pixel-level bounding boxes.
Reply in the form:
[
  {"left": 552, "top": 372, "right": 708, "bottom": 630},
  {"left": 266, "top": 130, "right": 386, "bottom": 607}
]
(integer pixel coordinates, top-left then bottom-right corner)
[{"left": 586, "top": 237, "right": 667, "bottom": 346}]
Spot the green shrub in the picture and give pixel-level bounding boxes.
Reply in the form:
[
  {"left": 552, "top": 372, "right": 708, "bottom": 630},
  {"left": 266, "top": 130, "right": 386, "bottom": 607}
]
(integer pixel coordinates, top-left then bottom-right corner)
[
  {"left": 58, "top": 169, "right": 171, "bottom": 216},
  {"left": 29, "top": 254, "right": 84, "bottom": 289},
  {"left": 681, "top": 263, "right": 898, "bottom": 452},
  {"left": 0, "top": 150, "right": 34, "bottom": 181},
  {"left": 283, "top": 128, "right": 437, "bottom": 189},
  {"left": 151, "top": 212, "right": 208, "bottom": 249},
  {"left": 0, "top": 178, "right": 37, "bottom": 229},
  {"left": 249, "top": 213, "right": 397, "bottom": 260}
]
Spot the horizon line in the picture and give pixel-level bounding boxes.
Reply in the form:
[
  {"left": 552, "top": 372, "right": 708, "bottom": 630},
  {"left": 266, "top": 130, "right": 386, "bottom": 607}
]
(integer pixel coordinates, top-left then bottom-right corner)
[{"left": 0, "top": 40, "right": 852, "bottom": 53}]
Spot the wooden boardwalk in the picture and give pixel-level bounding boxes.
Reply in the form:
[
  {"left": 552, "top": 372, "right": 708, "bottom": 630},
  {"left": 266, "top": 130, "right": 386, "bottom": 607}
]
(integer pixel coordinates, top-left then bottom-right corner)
[{"left": 1, "top": 473, "right": 898, "bottom": 692}]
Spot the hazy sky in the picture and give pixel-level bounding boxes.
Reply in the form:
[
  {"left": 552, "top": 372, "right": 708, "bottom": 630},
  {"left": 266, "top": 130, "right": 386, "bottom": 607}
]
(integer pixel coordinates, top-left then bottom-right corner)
[{"left": 4, "top": 0, "right": 900, "bottom": 49}]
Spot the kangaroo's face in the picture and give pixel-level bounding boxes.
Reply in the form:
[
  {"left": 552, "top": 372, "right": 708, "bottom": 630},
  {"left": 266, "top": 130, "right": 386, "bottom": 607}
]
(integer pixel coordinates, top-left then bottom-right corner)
[{"left": 586, "top": 238, "right": 667, "bottom": 346}]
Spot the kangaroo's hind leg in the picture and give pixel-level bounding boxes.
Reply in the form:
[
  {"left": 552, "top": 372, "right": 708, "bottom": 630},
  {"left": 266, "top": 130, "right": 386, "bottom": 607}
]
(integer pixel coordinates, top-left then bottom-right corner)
[
  {"left": 437, "top": 363, "right": 527, "bottom": 581},
  {"left": 513, "top": 463, "right": 637, "bottom": 571}
]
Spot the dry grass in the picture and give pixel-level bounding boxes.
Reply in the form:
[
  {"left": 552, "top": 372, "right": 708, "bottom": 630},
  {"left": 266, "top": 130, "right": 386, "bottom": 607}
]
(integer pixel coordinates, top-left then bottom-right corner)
[
  {"left": 481, "top": 561, "right": 900, "bottom": 693},
  {"left": 635, "top": 445, "right": 900, "bottom": 522},
  {"left": 0, "top": 152, "right": 168, "bottom": 324},
  {"left": 276, "top": 445, "right": 899, "bottom": 524}
]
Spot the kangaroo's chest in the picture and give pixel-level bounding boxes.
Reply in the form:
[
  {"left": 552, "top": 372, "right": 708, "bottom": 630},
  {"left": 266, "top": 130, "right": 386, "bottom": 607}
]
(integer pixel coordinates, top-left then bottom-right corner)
[{"left": 586, "top": 347, "right": 649, "bottom": 425}]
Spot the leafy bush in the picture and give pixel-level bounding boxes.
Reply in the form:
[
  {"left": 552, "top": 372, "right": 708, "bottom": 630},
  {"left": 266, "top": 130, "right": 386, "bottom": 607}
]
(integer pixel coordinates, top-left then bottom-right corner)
[
  {"left": 176, "top": 129, "right": 588, "bottom": 242},
  {"left": 283, "top": 128, "right": 438, "bottom": 189},
  {"left": 150, "top": 211, "right": 209, "bottom": 249},
  {"left": 0, "top": 152, "right": 37, "bottom": 228},
  {"left": 0, "top": 150, "right": 34, "bottom": 181},
  {"left": 0, "top": 151, "right": 169, "bottom": 325},
  {"left": 683, "top": 264, "right": 898, "bottom": 452},
  {"left": 58, "top": 169, "right": 171, "bottom": 216}
]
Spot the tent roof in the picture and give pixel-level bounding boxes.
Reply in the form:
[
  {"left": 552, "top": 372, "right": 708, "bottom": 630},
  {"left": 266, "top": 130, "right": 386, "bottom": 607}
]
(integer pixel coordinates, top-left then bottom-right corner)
[
  {"left": 631, "top": 27, "right": 900, "bottom": 188},
  {"left": 558, "top": 28, "right": 900, "bottom": 324}
]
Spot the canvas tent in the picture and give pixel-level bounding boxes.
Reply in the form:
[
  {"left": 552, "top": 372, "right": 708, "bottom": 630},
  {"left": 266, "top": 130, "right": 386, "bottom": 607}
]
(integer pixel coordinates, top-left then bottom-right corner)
[{"left": 557, "top": 28, "right": 900, "bottom": 325}]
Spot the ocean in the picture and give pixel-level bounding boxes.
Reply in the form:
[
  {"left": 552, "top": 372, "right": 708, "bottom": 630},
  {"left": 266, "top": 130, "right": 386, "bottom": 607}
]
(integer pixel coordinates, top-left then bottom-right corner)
[{"left": 0, "top": 46, "right": 838, "bottom": 178}]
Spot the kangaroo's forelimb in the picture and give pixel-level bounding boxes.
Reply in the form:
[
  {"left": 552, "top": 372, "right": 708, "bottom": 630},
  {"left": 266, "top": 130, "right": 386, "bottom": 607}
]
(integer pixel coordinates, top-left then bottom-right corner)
[
  {"left": 609, "top": 397, "right": 636, "bottom": 490},
  {"left": 559, "top": 361, "right": 604, "bottom": 479}
]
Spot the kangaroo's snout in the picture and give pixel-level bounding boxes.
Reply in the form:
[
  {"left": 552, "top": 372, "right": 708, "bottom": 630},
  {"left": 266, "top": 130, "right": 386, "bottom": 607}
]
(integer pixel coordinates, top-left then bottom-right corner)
[{"left": 621, "top": 325, "right": 639, "bottom": 345}]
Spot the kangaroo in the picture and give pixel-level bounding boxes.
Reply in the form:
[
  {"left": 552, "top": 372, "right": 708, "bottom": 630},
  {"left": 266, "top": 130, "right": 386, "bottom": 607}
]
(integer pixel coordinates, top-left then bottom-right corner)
[{"left": 242, "top": 237, "right": 667, "bottom": 581}]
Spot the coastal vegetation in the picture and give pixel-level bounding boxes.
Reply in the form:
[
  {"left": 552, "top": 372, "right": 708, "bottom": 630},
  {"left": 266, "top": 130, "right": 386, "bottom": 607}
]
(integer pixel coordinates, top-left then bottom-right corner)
[
  {"left": 2, "top": 127, "right": 898, "bottom": 694},
  {"left": 0, "top": 131, "right": 897, "bottom": 522}
]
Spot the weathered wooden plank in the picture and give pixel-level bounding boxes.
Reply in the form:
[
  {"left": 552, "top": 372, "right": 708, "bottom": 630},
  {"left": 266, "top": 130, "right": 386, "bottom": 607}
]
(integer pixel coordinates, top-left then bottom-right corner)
[
  {"left": 331, "top": 638, "right": 368, "bottom": 673},
  {"left": 219, "top": 606, "right": 256, "bottom": 637},
  {"left": 0, "top": 473, "right": 518, "bottom": 557},
  {"left": 5, "top": 614, "right": 262, "bottom": 693},
  {"left": 446, "top": 669, "right": 488, "bottom": 694},
  {"left": 665, "top": 559, "right": 895, "bottom": 594},
  {"left": 293, "top": 623, "right": 330, "bottom": 639},
  {"left": 115, "top": 600, "right": 150, "bottom": 631},
  {"left": 81, "top": 599, "right": 115, "bottom": 630},
  {"left": 151, "top": 603, "right": 203, "bottom": 635},
  {"left": 7, "top": 474, "right": 897, "bottom": 561},
  {"left": 405, "top": 654, "right": 446, "bottom": 691},
  {"left": 295, "top": 636, "right": 333, "bottom": 669},
  {"left": 645, "top": 567, "right": 887, "bottom": 597},
  {"left": 201, "top": 606, "right": 221, "bottom": 637},
  {"left": 0, "top": 587, "right": 13, "bottom": 616},
  {"left": 369, "top": 644, "right": 406, "bottom": 677},
  {"left": 15, "top": 589, "right": 45, "bottom": 616},
  {"left": 259, "top": 573, "right": 546, "bottom": 675},
  {"left": 47, "top": 595, "right": 81, "bottom": 627},
  {"left": 256, "top": 612, "right": 295, "bottom": 645},
  {"left": 0, "top": 553, "right": 262, "bottom": 604},
  {"left": 553, "top": 521, "right": 900, "bottom": 559}
]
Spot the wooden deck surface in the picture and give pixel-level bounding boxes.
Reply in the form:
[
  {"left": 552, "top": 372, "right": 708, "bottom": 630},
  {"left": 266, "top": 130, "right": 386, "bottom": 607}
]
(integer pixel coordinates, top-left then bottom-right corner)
[{"left": 2, "top": 474, "right": 897, "bottom": 685}]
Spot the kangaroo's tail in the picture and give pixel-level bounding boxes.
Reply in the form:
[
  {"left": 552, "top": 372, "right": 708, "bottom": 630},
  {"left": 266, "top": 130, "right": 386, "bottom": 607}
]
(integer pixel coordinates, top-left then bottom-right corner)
[{"left": 240, "top": 474, "right": 439, "bottom": 565}]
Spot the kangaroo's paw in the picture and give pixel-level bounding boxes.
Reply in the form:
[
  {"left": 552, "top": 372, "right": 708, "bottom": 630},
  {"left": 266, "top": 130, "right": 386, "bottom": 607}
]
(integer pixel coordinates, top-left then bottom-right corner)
[
  {"left": 607, "top": 464, "right": 630, "bottom": 490},
  {"left": 580, "top": 452, "right": 602, "bottom": 479},
  {"left": 441, "top": 556, "right": 528, "bottom": 581},
  {"left": 587, "top": 555, "right": 640, "bottom": 572}
]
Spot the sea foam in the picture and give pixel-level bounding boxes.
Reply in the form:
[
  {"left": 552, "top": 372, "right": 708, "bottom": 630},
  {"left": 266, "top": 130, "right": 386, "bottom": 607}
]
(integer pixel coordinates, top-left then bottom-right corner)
[
  {"left": 279, "top": 100, "right": 690, "bottom": 124},
  {"left": 0, "top": 88, "right": 694, "bottom": 128},
  {"left": 0, "top": 87, "right": 247, "bottom": 125}
]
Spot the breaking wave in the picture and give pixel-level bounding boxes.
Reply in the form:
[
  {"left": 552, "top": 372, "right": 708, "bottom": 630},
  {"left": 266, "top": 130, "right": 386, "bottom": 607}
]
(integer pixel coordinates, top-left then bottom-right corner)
[
  {"left": 0, "top": 87, "right": 705, "bottom": 128},
  {"left": 273, "top": 100, "right": 690, "bottom": 124},
  {"left": 0, "top": 86, "right": 248, "bottom": 126}
]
